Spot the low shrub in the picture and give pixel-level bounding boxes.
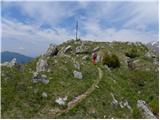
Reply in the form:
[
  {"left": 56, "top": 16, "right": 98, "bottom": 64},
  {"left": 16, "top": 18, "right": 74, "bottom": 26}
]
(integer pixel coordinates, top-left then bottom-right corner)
[
  {"left": 125, "top": 48, "right": 139, "bottom": 58},
  {"left": 102, "top": 52, "right": 120, "bottom": 68}
]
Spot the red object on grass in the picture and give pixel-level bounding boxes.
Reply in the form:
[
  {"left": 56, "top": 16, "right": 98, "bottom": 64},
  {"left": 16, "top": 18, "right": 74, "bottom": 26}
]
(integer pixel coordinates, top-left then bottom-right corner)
[{"left": 92, "top": 52, "right": 97, "bottom": 65}]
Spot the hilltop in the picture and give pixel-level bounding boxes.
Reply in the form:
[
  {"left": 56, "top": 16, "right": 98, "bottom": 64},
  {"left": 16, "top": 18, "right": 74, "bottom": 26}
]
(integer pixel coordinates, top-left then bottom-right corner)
[{"left": 1, "top": 39, "right": 159, "bottom": 119}]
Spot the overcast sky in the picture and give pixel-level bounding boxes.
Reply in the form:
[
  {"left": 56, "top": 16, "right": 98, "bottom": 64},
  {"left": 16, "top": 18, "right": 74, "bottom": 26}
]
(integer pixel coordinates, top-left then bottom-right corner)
[{"left": 1, "top": 0, "right": 159, "bottom": 57}]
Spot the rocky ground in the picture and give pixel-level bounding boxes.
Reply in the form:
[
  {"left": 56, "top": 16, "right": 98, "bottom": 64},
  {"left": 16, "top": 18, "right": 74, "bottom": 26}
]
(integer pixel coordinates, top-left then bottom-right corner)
[{"left": 1, "top": 39, "right": 159, "bottom": 119}]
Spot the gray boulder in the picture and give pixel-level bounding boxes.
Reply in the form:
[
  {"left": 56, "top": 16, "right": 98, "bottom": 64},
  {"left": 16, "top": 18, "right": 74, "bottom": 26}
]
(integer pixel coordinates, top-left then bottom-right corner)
[
  {"left": 45, "top": 44, "right": 58, "bottom": 56},
  {"left": 137, "top": 100, "right": 157, "bottom": 119},
  {"left": 32, "top": 73, "right": 49, "bottom": 84},
  {"left": 8, "top": 58, "right": 17, "bottom": 67},
  {"left": 73, "top": 70, "right": 83, "bottom": 79},
  {"left": 36, "top": 58, "right": 48, "bottom": 72}
]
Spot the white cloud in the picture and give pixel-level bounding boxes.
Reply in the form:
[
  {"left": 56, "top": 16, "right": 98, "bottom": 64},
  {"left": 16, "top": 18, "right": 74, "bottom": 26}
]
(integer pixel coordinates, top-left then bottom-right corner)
[
  {"left": 2, "top": 18, "right": 73, "bottom": 56},
  {"left": 12, "top": 2, "right": 79, "bottom": 26},
  {"left": 1, "top": 1, "right": 158, "bottom": 56},
  {"left": 81, "top": 20, "right": 158, "bottom": 43}
]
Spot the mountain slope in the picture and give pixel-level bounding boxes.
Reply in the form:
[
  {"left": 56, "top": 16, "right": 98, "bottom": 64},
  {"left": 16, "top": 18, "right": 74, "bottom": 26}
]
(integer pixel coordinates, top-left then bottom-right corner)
[
  {"left": 1, "top": 51, "right": 33, "bottom": 64},
  {"left": 1, "top": 40, "right": 159, "bottom": 119}
]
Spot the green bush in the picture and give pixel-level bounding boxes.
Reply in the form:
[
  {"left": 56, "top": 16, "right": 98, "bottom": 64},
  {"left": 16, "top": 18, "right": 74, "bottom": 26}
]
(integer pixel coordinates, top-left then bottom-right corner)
[
  {"left": 125, "top": 48, "right": 139, "bottom": 58},
  {"left": 102, "top": 52, "right": 120, "bottom": 68},
  {"left": 102, "top": 52, "right": 110, "bottom": 65}
]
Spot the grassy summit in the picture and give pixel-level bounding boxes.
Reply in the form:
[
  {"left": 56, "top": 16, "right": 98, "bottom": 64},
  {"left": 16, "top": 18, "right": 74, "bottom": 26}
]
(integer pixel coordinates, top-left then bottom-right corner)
[{"left": 1, "top": 39, "right": 159, "bottom": 118}]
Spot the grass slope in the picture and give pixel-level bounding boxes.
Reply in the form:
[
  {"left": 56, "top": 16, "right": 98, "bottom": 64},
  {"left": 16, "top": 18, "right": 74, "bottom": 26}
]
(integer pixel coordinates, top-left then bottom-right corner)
[{"left": 1, "top": 40, "right": 159, "bottom": 118}]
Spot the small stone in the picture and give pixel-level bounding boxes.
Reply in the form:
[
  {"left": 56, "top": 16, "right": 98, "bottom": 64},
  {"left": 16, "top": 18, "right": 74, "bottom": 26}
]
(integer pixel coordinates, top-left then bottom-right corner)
[
  {"left": 55, "top": 96, "right": 68, "bottom": 105},
  {"left": 123, "top": 100, "right": 132, "bottom": 110},
  {"left": 32, "top": 73, "right": 49, "bottom": 84},
  {"left": 82, "top": 55, "right": 89, "bottom": 60},
  {"left": 119, "top": 101, "right": 124, "bottom": 108},
  {"left": 95, "top": 85, "right": 99, "bottom": 88},
  {"left": 74, "top": 61, "right": 80, "bottom": 70},
  {"left": 42, "top": 92, "right": 48, "bottom": 98},
  {"left": 111, "top": 93, "right": 118, "bottom": 106},
  {"left": 73, "top": 71, "right": 83, "bottom": 79}
]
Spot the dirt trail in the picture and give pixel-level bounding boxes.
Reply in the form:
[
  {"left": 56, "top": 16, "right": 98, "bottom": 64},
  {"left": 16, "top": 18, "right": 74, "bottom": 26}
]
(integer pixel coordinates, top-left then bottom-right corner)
[{"left": 37, "top": 67, "right": 103, "bottom": 118}]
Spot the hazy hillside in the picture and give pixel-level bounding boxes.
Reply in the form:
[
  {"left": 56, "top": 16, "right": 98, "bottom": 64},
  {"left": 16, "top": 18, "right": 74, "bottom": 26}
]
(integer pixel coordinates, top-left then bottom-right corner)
[
  {"left": 1, "top": 40, "right": 159, "bottom": 119},
  {"left": 1, "top": 51, "right": 33, "bottom": 64}
]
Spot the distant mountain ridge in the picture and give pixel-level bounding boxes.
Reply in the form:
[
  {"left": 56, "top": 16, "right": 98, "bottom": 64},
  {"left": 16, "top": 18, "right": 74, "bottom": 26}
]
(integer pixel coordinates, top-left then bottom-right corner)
[{"left": 1, "top": 51, "right": 33, "bottom": 64}]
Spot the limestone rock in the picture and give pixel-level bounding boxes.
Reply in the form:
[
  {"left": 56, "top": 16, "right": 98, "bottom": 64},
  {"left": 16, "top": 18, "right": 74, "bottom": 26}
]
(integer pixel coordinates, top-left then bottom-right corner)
[
  {"left": 93, "top": 47, "right": 100, "bottom": 52},
  {"left": 32, "top": 73, "right": 49, "bottom": 84},
  {"left": 73, "top": 70, "right": 83, "bottom": 79},
  {"left": 137, "top": 100, "right": 157, "bottom": 119},
  {"left": 145, "top": 51, "right": 156, "bottom": 58},
  {"left": 8, "top": 58, "right": 17, "bottom": 67},
  {"left": 63, "top": 45, "right": 72, "bottom": 53},
  {"left": 42, "top": 92, "right": 48, "bottom": 98},
  {"left": 45, "top": 44, "right": 58, "bottom": 56},
  {"left": 123, "top": 100, "right": 132, "bottom": 110},
  {"left": 111, "top": 93, "right": 118, "bottom": 106},
  {"left": 55, "top": 96, "right": 68, "bottom": 105},
  {"left": 75, "top": 45, "right": 88, "bottom": 54},
  {"left": 82, "top": 55, "right": 89, "bottom": 60},
  {"left": 74, "top": 61, "right": 80, "bottom": 70},
  {"left": 36, "top": 59, "right": 48, "bottom": 72},
  {"left": 119, "top": 101, "right": 124, "bottom": 108}
]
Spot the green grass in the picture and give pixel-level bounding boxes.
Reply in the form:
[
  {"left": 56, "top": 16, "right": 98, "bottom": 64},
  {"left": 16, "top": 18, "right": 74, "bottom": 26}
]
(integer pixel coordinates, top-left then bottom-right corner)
[{"left": 1, "top": 40, "right": 159, "bottom": 118}]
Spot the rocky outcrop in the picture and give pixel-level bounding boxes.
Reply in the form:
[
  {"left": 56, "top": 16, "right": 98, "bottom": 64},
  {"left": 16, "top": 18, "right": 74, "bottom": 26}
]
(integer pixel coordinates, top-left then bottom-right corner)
[
  {"left": 145, "top": 51, "right": 156, "bottom": 58},
  {"left": 36, "top": 58, "right": 48, "bottom": 72},
  {"left": 63, "top": 45, "right": 72, "bottom": 53},
  {"left": 73, "top": 70, "right": 83, "bottom": 79},
  {"left": 45, "top": 44, "right": 58, "bottom": 56},
  {"left": 137, "top": 100, "right": 157, "bottom": 119},
  {"left": 32, "top": 72, "right": 49, "bottom": 84},
  {"left": 75, "top": 45, "right": 88, "bottom": 54},
  {"left": 9, "top": 58, "right": 17, "bottom": 67},
  {"left": 2, "top": 58, "right": 17, "bottom": 68}
]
